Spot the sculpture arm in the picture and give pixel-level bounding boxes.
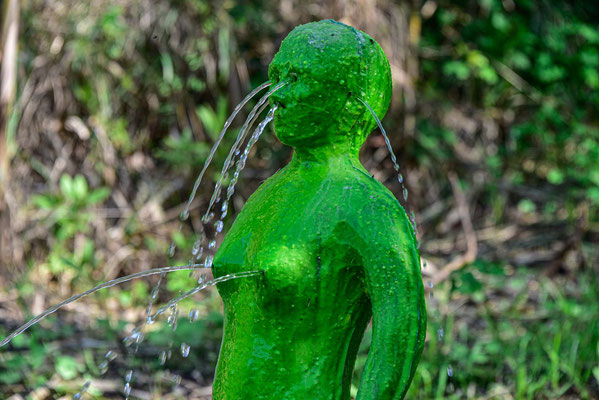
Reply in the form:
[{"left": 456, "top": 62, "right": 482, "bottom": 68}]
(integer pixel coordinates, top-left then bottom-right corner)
[{"left": 355, "top": 202, "right": 426, "bottom": 400}]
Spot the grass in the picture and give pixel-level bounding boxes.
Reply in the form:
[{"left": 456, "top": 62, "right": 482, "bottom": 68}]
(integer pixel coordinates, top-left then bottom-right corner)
[
  {"left": 2, "top": 262, "right": 597, "bottom": 399},
  {"left": 385, "top": 263, "right": 598, "bottom": 399}
]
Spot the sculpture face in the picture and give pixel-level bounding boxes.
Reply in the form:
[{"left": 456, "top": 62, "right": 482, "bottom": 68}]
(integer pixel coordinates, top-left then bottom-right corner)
[{"left": 268, "top": 20, "right": 392, "bottom": 153}]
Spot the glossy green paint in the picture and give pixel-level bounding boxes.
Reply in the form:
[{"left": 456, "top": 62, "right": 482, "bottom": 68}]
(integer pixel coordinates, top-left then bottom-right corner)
[{"left": 212, "top": 20, "right": 426, "bottom": 400}]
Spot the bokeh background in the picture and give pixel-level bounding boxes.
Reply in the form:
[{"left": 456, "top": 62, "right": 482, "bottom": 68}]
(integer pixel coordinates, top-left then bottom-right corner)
[{"left": 1, "top": 0, "right": 598, "bottom": 399}]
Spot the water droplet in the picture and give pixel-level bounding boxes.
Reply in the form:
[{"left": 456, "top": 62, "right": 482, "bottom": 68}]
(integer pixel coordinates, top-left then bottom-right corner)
[
  {"left": 105, "top": 350, "right": 117, "bottom": 361},
  {"left": 160, "top": 350, "right": 167, "bottom": 365},
  {"left": 438, "top": 328, "right": 444, "bottom": 340},
  {"left": 151, "top": 285, "right": 160, "bottom": 299},
  {"left": 99, "top": 361, "right": 108, "bottom": 373},
  {"left": 180, "top": 209, "right": 189, "bottom": 221},
  {"left": 205, "top": 255, "right": 213, "bottom": 268},
  {"left": 428, "top": 281, "right": 434, "bottom": 289},
  {"left": 168, "top": 242, "right": 176, "bottom": 257},
  {"left": 123, "top": 382, "right": 131, "bottom": 397},
  {"left": 194, "top": 246, "right": 204, "bottom": 260},
  {"left": 235, "top": 149, "right": 240, "bottom": 156},
  {"left": 146, "top": 315, "right": 155, "bottom": 325},
  {"left": 403, "top": 188, "right": 409, "bottom": 201},
  {"left": 173, "top": 374, "right": 182, "bottom": 385},
  {"left": 180, "top": 343, "right": 190, "bottom": 357},
  {"left": 447, "top": 365, "right": 453, "bottom": 377},
  {"left": 125, "top": 370, "right": 133, "bottom": 382},
  {"left": 221, "top": 202, "right": 228, "bottom": 213},
  {"left": 189, "top": 309, "right": 199, "bottom": 322},
  {"left": 192, "top": 239, "right": 201, "bottom": 256},
  {"left": 215, "top": 220, "right": 224, "bottom": 233},
  {"left": 398, "top": 173, "right": 404, "bottom": 184},
  {"left": 197, "top": 274, "right": 205, "bottom": 284},
  {"left": 227, "top": 185, "right": 235, "bottom": 198},
  {"left": 167, "top": 305, "right": 179, "bottom": 330},
  {"left": 73, "top": 393, "right": 81, "bottom": 400},
  {"left": 208, "top": 240, "right": 216, "bottom": 250}
]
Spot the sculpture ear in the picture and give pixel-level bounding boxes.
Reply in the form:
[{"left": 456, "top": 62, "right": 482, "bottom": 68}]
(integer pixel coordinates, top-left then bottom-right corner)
[{"left": 336, "top": 91, "right": 369, "bottom": 150}]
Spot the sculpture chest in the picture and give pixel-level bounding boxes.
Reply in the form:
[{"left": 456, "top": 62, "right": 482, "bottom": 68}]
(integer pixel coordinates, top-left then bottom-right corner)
[{"left": 213, "top": 169, "right": 369, "bottom": 320}]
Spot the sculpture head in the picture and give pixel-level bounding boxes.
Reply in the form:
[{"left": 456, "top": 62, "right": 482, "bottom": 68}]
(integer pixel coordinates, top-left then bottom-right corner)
[{"left": 268, "top": 20, "right": 392, "bottom": 156}]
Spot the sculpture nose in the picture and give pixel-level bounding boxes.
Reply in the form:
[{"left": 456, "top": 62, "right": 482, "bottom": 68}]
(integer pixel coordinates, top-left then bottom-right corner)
[{"left": 269, "top": 81, "right": 293, "bottom": 109}]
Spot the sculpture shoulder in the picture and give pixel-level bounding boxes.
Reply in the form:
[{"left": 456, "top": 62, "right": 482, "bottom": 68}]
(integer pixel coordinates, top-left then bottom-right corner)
[{"left": 343, "top": 172, "right": 417, "bottom": 252}]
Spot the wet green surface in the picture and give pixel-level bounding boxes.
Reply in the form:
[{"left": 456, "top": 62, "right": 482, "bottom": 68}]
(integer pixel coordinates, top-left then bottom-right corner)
[{"left": 213, "top": 20, "right": 425, "bottom": 400}]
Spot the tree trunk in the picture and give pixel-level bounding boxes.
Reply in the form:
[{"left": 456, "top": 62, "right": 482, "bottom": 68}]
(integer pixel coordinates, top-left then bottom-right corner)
[
  {"left": 0, "top": 0, "right": 19, "bottom": 193},
  {"left": 0, "top": 0, "right": 19, "bottom": 274}
]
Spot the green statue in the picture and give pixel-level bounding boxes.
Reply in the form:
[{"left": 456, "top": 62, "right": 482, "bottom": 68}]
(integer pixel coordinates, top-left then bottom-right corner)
[{"left": 212, "top": 20, "right": 426, "bottom": 400}]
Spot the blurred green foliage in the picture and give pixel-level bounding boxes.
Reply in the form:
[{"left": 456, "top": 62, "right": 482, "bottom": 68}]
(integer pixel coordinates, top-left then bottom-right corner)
[
  {"left": 418, "top": 0, "right": 599, "bottom": 218},
  {"left": 403, "top": 264, "right": 599, "bottom": 399}
]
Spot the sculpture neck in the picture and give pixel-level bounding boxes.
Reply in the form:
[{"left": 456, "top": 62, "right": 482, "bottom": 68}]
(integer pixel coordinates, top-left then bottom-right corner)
[{"left": 291, "top": 141, "right": 360, "bottom": 167}]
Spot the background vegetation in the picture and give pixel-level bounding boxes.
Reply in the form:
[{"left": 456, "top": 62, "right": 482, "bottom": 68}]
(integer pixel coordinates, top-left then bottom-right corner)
[{"left": 0, "top": 0, "right": 598, "bottom": 399}]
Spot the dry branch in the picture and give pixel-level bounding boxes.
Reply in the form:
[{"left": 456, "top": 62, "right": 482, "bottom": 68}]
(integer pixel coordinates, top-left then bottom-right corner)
[{"left": 432, "top": 171, "right": 478, "bottom": 285}]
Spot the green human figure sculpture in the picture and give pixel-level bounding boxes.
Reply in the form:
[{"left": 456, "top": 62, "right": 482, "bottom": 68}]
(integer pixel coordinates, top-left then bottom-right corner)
[{"left": 212, "top": 20, "right": 426, "bottom": 400}]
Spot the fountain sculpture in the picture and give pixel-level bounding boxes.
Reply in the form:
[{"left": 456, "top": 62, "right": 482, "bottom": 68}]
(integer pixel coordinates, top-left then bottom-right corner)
[{"left": 212, "top": 20, "right": 426, "bottom": 400}]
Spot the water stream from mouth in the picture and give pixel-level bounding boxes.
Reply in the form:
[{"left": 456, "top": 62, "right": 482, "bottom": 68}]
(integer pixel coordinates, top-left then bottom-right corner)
[
  {"left": 203, "top": 81, "right": 288, "bottom": 224},
  {"left": 358, "top": 98, "right": 419, "bottom": 239},
  {"left": 359, "top": 97, "right": 443, "bottom": 388},
  {"left": 179, "top": 80, "right": 272, "bottom": 224}
]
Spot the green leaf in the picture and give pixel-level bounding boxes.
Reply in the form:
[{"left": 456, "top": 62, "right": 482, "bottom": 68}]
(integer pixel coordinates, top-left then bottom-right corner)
[
  {"left": 491, "top": 12, "right": 510, "bottom": 32},
  {"left": 577, "top": 24, "right": 599, "bottom": 44},
  {"left": 59, "top": 174, "right": 74, "bottom": 200},
  {"left": 584, "top": 68, "right": 599, "bottom": 89},
  {"left": 518, "top": 199, "right": 536, "bottom": 213},
  {"left": 32, "top": 194, "right": 57, "bottom": 210},
  {"left": 590, "top": 170, "right": 599, "bottom": 186},
  {"left": 443, "top": 60, "right": 470, "bottom": 80},
  {"left": 467, "top": 50, "right": 489, "bottom": 68},
  {"left": 172, "top": 230, "right": 186, "bottom": 249},
  {"left": 454, "top": 271, "right": 483, "bottom": 294},
  {"left": 547, "top": 169, "right": 565, "bottom": 185},
  {"left": 188, "top": 76, "right": 206, "bottom": 92},
  {"left": 55, "top": 355, "right": 80, "bottom": 380},
  {"left": 166, "top": 270, "right": 197, "bottom": 293},
  {"left": 161, "top": 52, "right": 175, "bottom": 84},
  {"left": 73, "top": 174, "right": 88, "bottom": 201},
  {"left": 588, "top": 187, "right": 599, "bottom": 205},
  {"left": 537, "top": 66, "right": 565, "bottom": 83},
  {"left": 88, "top": 187, "right": 111, "bottom": 205},
  {"left": 0, "top": 370, "right": 22, "bottom": 385},
  {"left": 509, "top": 52, "right": 531, "bottom": 70},
  {"left": 479, "top": 65, "right": 498, "bottom": 84}
]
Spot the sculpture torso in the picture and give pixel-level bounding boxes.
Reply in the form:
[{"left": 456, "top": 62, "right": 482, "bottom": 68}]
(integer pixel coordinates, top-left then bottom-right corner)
[{"left": 213, "top": 156, "right": 378, "bottom": 399}]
